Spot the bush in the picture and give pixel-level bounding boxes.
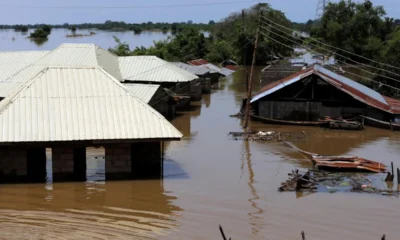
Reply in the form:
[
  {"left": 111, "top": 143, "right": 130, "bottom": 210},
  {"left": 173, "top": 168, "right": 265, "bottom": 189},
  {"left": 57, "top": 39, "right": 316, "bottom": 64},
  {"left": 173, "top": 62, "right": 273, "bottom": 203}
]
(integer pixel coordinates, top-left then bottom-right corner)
[{"left": 30, "top": 28, "right": 49, "bottom": 39}]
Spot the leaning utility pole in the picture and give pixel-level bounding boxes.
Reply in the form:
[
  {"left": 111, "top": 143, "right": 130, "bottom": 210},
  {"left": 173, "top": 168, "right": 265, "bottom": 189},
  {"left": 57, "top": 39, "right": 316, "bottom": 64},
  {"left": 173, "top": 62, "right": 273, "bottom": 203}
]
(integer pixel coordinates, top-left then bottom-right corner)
[
  {"left": 243, "top": 10, "right": 261, "bottom": 129},
  {"left": 242, "top": 9, "right": 248, "bottom": 91}
]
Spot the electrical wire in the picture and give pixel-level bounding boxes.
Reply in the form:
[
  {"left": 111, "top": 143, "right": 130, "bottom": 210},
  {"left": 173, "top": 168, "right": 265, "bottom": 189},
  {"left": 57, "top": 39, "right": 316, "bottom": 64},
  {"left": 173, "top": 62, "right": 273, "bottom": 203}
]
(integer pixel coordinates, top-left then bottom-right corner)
[
  {"left": 259, "top": 30, "right": 400, "bottom": 92},
  {"left": 0, "top": 0, "right": 259, "bottom": 9},
  {"left": 260, "top": 24, "right": 400, "bottom": 86},
  {"left": 261, "top": 15, "right": 400, "bottom": 71},
  {"left": 261, "top": 18, "right": 400, "bottom": 81}
]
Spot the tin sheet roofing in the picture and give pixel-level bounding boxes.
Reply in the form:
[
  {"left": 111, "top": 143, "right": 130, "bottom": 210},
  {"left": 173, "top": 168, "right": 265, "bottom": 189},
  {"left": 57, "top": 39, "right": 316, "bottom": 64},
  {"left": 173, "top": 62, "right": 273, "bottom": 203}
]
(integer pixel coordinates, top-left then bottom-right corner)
[
  {"left": 119, "top": 56, "right": 198, "bottom": 82},
  {"left": 170, "top": 62, "right": 209, "bottom": 76},
  {"left": 0, "top": 44, "right": 123, "bottom": 98},
  {"left": 187, "top": 59, "right": 235, "bottom": 76},
  {"left": 0, "top": 51, "right": 50, "bottom": 80},
  {"left": 251, "top": 65, "right": 399, "bottom": 114},
  {"left": 0, "top": 67, "right": 182, "bottom": 143},
  {"left": 35, "top": 43, "right": 123, "bottom": 81},
  {"left": 123, "top": 83, "right": 160, "bottom": 103}
]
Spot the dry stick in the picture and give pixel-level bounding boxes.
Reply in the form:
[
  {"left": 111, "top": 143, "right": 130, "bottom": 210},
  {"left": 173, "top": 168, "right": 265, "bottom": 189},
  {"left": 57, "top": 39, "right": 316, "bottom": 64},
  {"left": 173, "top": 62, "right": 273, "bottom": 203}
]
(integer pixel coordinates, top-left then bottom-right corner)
[{"left": 219, "top": 225, "right": 227, "bottom": 240}]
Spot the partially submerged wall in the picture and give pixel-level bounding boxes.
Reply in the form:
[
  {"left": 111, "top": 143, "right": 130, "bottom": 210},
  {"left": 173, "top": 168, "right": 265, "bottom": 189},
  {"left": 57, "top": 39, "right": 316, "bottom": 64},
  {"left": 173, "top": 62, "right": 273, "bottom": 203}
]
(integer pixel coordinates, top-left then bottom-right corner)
[{"left": 258, "top": 101, "right": 386, "bottom": 121}]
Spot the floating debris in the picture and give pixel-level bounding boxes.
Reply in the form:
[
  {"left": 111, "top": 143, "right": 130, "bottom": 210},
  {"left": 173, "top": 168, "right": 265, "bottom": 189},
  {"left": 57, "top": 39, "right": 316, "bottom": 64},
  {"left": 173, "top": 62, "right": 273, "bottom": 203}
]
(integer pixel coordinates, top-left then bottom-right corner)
[
  {"left": 285, "top": 141, "right": 386, "bottom": 173},
  {"left": 228, "top": 131, "right": 306, "bottom": 142},
  {"left": 279, "top": 169, "right": 400, "bottom": 196}
]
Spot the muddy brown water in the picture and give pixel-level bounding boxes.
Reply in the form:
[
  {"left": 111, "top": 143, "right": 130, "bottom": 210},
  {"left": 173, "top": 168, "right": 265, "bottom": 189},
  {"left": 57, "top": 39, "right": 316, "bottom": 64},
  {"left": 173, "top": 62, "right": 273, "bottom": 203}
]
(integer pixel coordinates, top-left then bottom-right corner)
[{"left": 0, "top": 66, "right": 399, "bottom": 239}]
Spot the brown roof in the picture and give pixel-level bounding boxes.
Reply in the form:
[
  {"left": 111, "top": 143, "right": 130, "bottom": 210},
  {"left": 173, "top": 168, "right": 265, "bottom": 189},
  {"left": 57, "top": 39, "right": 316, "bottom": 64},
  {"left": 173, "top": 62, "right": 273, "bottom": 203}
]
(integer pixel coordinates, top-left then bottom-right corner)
[{"left": 252, "top": 65, "right": 400, "bottom": 114}]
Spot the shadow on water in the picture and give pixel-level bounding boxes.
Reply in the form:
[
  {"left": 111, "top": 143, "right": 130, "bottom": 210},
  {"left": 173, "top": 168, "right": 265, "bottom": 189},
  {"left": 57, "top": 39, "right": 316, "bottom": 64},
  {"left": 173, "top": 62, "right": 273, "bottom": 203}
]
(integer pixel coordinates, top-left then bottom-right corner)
[{"left": 164, "top": 159, "right": 189, "bottom": 180}]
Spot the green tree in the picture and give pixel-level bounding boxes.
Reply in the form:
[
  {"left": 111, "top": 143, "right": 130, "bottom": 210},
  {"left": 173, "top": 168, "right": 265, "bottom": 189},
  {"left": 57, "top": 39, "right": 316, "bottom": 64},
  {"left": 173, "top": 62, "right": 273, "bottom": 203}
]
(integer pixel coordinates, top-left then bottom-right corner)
[
  {"left": 42, "top": 25, "right": 52, "bottom": 34},
  {"left": 132, "top": 26, "right": 143, "bottom": 34},
  {"left": 108, "top": 36, "right": 131, "bottom": 56},
  {"left": 71, "top": 26, "right": 77, "bottom": 34},
  {"left": 30, "top": 28, "right": 50, "bottom": 39},
  {"left": 211, "top": 3, "right": 293, "bottom": 64},
  {"left": 312, "top": 0, "right": 389, "bottom": 63}
]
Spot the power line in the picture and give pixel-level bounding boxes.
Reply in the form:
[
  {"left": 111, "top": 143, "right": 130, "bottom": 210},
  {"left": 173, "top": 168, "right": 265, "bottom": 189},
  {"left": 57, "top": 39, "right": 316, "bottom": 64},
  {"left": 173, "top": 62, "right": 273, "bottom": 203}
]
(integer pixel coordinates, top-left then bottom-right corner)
[
  {"left": 0, "top": 0, "right": 259, "bottom": 9},
  {"left": 261, "top": 17, "right": 400, "bottom": 79},
  {"left": 261, "top": 15, "right": 400, "bottom": 71},
  {"left": 260, "top": 21, "right": 400, "bottom": 85},
  {"left": 259, "top": 30, "right": 400, "bottom": 92}
]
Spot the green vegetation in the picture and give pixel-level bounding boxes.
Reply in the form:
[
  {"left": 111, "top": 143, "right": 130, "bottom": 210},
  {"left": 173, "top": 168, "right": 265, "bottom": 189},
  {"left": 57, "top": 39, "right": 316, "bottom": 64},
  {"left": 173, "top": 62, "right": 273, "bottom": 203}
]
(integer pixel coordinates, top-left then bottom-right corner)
[
  {"left": 71, "top": 26, "right": 77, "bottom": 34},
  {"left": 109, "top": 3, "right": 294, "bottom": 64},
  {"left": 132, "top": 26, "right": 143, "bottom": 34},
  {"left": 0, "top": 21, "right": 212, "bottom": 33},
  {"left": 29, "top": 28, "right": 50, "bottom": 39},
  {"left": 14, "top": 25, "right": 28, "bottom": 32},
  {"left": 308, "top": 0, "right": 400, "bottom": 97}
]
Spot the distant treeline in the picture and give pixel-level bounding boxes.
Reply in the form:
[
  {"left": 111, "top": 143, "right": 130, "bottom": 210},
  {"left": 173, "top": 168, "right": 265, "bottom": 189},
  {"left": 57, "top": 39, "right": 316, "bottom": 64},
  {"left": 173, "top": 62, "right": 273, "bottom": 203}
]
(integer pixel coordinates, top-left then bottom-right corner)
[{"left": 0, "top": 20, "right": 216, "bottom": 33}]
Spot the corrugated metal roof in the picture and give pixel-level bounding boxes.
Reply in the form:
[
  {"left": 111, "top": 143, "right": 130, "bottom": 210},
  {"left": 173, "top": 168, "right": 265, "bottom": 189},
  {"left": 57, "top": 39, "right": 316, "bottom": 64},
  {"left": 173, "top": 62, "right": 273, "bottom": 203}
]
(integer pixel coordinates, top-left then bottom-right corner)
[
  {"left": 220, "top": 67, "right": 235, "bottom": 77},
  {"left": 35, "top": 43, "right": 123, "bottom": 81},
  {"left": 123, "top": 83, "right": 160, "bottom": 103},
  {"left": 119, "top": 56, "right": 198, "bottom": 83},
  {"left": 0, "top": 44, "right": 124, "bottom": 99},
  {"left": 251, "top": 65, "right": 398, "bottom": 114},
  {"left": 0, "top": 51, "right": 50, "bottom": 80},
  {"left": 0, "top": 67, "right": 182, "bottom": 143},
  {"left": 187, "top": 59, "right": 235, "bottom": 76},
  {"left": 170, "top": 62, "right": 209, "bottom": 76}
]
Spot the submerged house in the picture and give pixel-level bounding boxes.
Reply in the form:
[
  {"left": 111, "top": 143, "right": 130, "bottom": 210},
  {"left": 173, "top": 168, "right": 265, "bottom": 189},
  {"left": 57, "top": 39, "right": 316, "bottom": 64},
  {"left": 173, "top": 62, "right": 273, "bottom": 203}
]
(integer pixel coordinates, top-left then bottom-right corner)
[
  {"left": 0, "top": 66, "right": 182, "bottom": 183},
  {"left": 0, "top": 44, "right": 177, "bottom": 118},
  {"left": 118, "top": 56, "right": 202, "bottom": 101},
  {"left": 123, "top": 83, "right": 175, "bottom": 118},
  {"left": 250, "top": 65, "right": 400, "bottom": 126},
  {"left": 187, "top": 59, "right": 235, "bottom": 80},
  {"left": 170, "top": 62, "right": 212, "bottom": 93}
]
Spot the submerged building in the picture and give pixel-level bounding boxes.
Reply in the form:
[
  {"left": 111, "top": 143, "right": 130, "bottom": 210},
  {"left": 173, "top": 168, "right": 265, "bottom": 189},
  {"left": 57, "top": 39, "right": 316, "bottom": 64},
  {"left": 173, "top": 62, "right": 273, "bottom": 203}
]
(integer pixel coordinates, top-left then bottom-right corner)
[
  {"left": 0, "top": 44, "right": 185, "bottom": 183},
  {"left": 0, "top": 67, "right": 182, "bottom": 183},
  {"left": 118, "top": 56, "right": 202, "bottom": 100},
  {"left": 250, "top": 65, "right": 400, "bottom": 125}
]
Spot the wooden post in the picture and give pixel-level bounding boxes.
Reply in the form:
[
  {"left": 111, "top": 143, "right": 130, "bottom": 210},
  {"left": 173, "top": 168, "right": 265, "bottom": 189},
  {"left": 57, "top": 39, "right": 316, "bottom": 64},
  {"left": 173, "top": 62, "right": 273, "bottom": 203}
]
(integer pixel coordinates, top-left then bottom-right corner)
[
  {"left": 243, "top": 10, "right": 262, "bottom": 129},
  {"left": 301, "top": 231, "right": 306, "bottom": 240},
  {"left": 397, "top": 168, "right": 400, "bottom": 184},
  {"left": 391, "top": 162, "right": 394, "bottom": 177},
  {"left": 242, "top": 10, "right": 249, "bottom": 92}
]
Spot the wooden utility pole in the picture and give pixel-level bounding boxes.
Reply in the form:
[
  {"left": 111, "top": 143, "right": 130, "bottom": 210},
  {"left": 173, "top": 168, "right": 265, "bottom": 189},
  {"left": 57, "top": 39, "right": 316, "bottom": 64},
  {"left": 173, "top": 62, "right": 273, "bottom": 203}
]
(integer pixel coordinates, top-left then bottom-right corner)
[
  {"left": 243, "top": 11, "right": 262, "bottom": 129},
  {"left": 242, "top": 10, "right": 249, "bottom": 91}
]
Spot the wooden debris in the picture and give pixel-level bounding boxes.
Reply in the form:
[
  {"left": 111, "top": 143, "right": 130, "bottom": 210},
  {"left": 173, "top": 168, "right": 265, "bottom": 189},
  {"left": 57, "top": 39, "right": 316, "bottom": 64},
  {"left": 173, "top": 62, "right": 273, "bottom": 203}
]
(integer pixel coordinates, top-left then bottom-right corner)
[
  {"left": 228, "top": 131, "right": 306, "bottom": 142},
  {"left": 280, "top": 169, "right": 400, "bottom": 196},
  {"left": 285, "top": 141, "right": 386, "bottom": 173}
]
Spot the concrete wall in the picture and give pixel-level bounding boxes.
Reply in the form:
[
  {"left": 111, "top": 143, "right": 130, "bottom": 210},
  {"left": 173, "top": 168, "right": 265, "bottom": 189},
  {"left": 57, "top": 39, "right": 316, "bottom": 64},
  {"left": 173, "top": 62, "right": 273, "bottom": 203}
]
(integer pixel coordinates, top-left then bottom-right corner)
[
  {"left": 258, "top": 101, "right": 387, "bottom": 121},
  {"left": 105, "top": 142, "right": 162, "bottom": 180},
  {"left": 0, "top": 148, "right": 28, "bottom": 182},
  {"left": 105, "top": 144, "right": 132, "bottom": 180}
]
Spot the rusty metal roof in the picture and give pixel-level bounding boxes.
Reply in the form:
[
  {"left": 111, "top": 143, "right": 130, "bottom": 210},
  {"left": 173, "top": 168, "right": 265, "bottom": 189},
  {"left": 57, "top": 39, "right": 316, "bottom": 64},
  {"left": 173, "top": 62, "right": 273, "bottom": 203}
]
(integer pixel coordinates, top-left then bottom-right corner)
[
  {"left": 251, "top": 65, "right": 400, "bottom": 114},
  {"left": 187, "top": 59, "right": 235, "bottom": 76}
]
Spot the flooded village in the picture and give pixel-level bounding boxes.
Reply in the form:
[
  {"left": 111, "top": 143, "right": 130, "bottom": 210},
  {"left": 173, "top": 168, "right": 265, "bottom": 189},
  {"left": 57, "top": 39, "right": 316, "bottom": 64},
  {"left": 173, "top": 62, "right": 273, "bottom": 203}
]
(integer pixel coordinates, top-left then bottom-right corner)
[{"left": 0, "top": 1, "right": 399, "bottom": 240}]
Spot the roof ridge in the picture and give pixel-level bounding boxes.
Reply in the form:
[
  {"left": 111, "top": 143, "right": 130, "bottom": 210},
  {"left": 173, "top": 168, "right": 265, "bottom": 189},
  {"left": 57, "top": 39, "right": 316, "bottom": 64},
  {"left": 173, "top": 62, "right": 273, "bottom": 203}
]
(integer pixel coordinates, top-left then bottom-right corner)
[
  {"left": 0, "top": 67, "right": 50, "bottom": 115},
  {"left": 98, "top": 68, "right": 178, "bottom": 127}
]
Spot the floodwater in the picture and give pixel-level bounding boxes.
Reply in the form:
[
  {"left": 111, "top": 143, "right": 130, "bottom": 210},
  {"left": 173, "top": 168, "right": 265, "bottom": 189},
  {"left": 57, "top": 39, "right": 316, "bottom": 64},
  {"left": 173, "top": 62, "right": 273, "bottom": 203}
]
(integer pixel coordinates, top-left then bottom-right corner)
[
  {"left": 0, "top": 28, "right": 173, "bottom": 51},
  {"left": 0, "top": 33, "right": 399, "bottom": 239}
]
